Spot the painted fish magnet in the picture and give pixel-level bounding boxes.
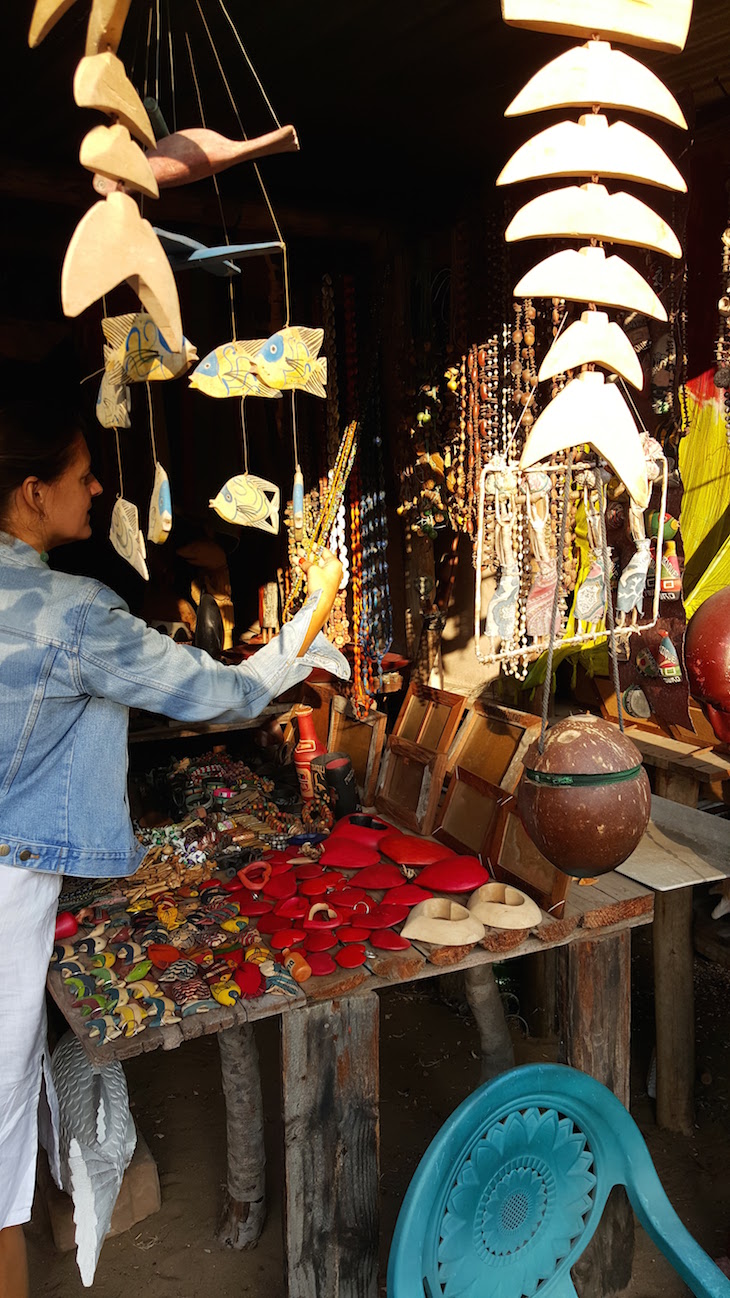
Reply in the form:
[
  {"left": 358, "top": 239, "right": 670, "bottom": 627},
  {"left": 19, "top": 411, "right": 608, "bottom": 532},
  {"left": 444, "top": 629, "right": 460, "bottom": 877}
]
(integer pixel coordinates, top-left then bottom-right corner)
[
  {"left": 209, "top": 474, "right": 280, "bottom": 534},
  {"left": 148, "top": 461, "right": 172, "bottom": 544},
  {"left": 110, "top": 496, "right": 149, "bottom": 580},
  {"left": 189, "top": 341, "right": 281, "bottom": 400},
  {"left": 252, "top": 326, "right": 328, "bottom": 398},
  {"left": 102, "top": 312, "right": 197, "bottom": 384},
  {"left": 96, "top": 368, "right": 131, "bottom": 428}
]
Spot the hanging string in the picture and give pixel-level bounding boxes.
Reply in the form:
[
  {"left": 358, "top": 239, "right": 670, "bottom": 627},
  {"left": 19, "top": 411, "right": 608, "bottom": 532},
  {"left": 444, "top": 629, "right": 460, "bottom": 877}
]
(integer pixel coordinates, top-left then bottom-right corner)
[
  {"left": 165, "top": 0, "right": 177, "bottom": 133},
  {"left": 215, "top": 0, "right": 283, "bottom": 128},
  {"left": 598, "top": 478, "right": 625, "bottom": 733},
  {"left": 142, "top": 3, "right": 153, "bottom": 101},
  {"left": 145, "top": 382, "right": 158, "bottom": 464},
  {"left": 184, "top": 33, "right": 231, "bottom": 248},
  {"left": 539, "top": 451, "right": 573, "bottom": 754},
  {"left": 154, "top": 0, "right": 162, "bottom": 102},
  {"left": 290, "top": 392, "right": 300, "bottom": 468},
  {"left": 504, "top": 309, "right": 569, "bottom": 458},
  {"left": 114, "top": 429, "right": 125, "bottom": 498},
  {"left": 240, "top": 400, "right": 250, "bottom": 474}
]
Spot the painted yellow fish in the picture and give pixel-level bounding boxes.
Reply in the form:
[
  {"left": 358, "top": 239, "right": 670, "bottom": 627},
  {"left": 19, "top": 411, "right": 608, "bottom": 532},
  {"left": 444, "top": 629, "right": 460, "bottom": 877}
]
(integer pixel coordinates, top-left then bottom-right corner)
[
  {"left": 252, "top": 326, "right": 327, "bottom": 397},
  {"left": 209, "top": 473, "right": 280, "bottom": 534},
  {"left": 189, "top": 341, "right": 281, "bottom": 399},
  {"left": 96, "top": 369, "right": 131, "bottom": 429},
  {"left": 102, "top": 312, "right": 198, "bottom": 385}
]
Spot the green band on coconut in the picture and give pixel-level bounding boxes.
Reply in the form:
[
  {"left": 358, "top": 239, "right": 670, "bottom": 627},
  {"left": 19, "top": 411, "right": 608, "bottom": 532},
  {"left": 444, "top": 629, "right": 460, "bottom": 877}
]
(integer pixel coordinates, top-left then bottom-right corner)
[{"left": 523, "top": 764, "right": 643, "bottom": 788}]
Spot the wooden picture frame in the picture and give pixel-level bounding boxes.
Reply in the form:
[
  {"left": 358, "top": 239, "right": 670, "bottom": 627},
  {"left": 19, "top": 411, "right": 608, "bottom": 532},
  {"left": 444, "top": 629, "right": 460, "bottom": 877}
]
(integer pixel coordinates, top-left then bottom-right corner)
[
  {"left": 491, "top": 811, "right": 573, "bottom": 919},
  {"left": 433, "top": 768, "right": 513, "bottom": 861},
  {"left": 446, "top": 701, "right": 542, "bottom": 791},
  {"left": 327, "top": 696, "right": 387, "bottom": 808},
  {"left": 392, "top": 682, "right": 466, "bottom": 755},
  {"left": 375, "top": 737, "right": 447, "bottom": 837}
]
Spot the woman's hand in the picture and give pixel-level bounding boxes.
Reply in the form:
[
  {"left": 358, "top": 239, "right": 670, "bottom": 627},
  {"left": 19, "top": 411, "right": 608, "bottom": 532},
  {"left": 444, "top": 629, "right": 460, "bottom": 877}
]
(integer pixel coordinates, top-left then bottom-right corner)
[{"left": 296, "top": 547, "right": 344, "bottom": 657}]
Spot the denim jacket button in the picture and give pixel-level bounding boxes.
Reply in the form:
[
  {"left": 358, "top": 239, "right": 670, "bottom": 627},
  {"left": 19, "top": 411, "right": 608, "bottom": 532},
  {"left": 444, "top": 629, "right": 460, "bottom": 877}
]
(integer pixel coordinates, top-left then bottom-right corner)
[
  {"left": 0, "top": 845, "right": 9, "bottom": 856},
  {"left": 19, "top": 849, "right": 31, "bottom": 860}
]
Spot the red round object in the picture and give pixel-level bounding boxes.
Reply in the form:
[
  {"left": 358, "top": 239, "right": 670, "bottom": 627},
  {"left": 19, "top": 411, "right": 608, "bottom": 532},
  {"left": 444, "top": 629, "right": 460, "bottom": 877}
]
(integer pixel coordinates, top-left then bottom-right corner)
[
  {"left": 328, "top": 814, "right": 390, "bottom": 850},
  {"left": 335, "top": 943, "right": 367, "bottom": 969},
  {"left": 354, "top": 863, "right": 404, "bottom": 890},
  {"left": 262, "top": 872, "right": 297, "bottom": 900},
  {"left": 307, "top": 952, "right": 337, "bottom": 976},
  {"left": 234, "top": 963, "right": 265, "bottom": 997},
  {"left": 238, "top": 861, "right": 273, "bottom": 890},
  {"left": 368, "top": 930, "right": 411, "bottom": 952},
  {"left": 269, "top": 855, "right": 296, "bottom": 876},
  {"left": 147, "top": 943, "right": 182, "bottom": 969},
  {"left": 238, "top": 898, "right": 273, "bottom": 917},
  {"left": 199, "top": 879, "right": 220, "bottom": 892},
  {"left": 303, "top": 905, "right": 341, "bottom": 930},
  {"left": 322, "top": 870, "right": 345, "bottom": 888},
  {"left": 269, "top": 928, "right": 307, "bottom": 951},
  {"left": 221, "top": 878, "right": 247, "bottom": 894},
  {"left": 385, "top": 883, "right": 433, "bottom": 907},
  {"left": 685, "top": 588, "right": 730, "bottom": 743},
  {"left": 417, "top": 857, "right": 490, "bottom": 893},
  {"left": 274, "top": 896, "right": 309, "bottom": 920},
  {"left": 54, "top": 911, "right": 78, "bottom": 940},
  {"left": 318, "top": 841, "right": 380, "bottom": 870},
  {"left": 299, "top": 876, "right": 329, "bottom": 897},
  {"left": 336, "top": 925, "right": 372, "bottom": 944},
  {"left": 326, "top": 887, "right": 367, "bottom": 910},
  {"left": 379, "top": 833, "right": 455, "bottom": 867},
  {"left": 364, "top": 903, "right": 410, "bottom": 929},
  {"left": 295, "top": 863, "right": 324, "bottom": 880},
  {"left": 257, "top": 912, "right": 291, "bottom": 935},
  {"left": 304, "top": 929, "right": 338, "bottom": 953}
]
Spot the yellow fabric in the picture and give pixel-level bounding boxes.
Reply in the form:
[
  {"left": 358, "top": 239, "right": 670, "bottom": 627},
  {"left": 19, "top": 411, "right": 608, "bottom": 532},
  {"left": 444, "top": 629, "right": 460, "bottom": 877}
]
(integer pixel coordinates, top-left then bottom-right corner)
[{"left": 679, "top": 370, "right": 730, "bottom": 618}]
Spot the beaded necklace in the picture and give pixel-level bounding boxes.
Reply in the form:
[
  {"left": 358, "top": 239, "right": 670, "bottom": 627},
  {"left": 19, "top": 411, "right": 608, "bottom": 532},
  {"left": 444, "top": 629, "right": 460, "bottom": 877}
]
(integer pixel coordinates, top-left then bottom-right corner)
[{"left": 715, "top": 226, "right": 730, "bottom": 448}]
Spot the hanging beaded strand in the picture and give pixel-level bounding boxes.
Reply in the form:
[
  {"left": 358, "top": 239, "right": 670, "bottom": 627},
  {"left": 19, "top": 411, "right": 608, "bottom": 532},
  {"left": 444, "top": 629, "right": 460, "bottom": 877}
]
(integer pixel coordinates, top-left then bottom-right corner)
[{"left": 321, "top": 273, "right": 350, "bottom": 645}]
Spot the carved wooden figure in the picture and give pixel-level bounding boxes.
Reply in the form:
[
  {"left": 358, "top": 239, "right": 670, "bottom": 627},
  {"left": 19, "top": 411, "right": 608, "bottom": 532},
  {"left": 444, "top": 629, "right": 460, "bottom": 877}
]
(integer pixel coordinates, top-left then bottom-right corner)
[
  {"left": 506, "top": 41, "right": 688, "bottom": 128},
  {"left": 144, "top": 125, "right": 299, "bottom": 188},
  {"left": 514, "top": 246, "right": 667, "bottom": 321},
  {"left": 500, "top": 1, "right": 693, "bottom": 54},
  {"left": 538, "top": 311, "right": 644, "bottom": 389},
  {"left": 80, "top": 124, "right": 159, "bottom": 200},
  {"left": 73, "top": 53, "right": 156, "bottom": 150},
  {"left": 497, "top": 114, "right": 686, "bottom": 192},
  {"left": 28, "top": 0, "right": 131, "bottom": 52},
  {"left": 506, "top": 184, "right": 682, "bottom": 259},
  {"left": 61, "top": 192, "right": 183, "bottom": 351}
]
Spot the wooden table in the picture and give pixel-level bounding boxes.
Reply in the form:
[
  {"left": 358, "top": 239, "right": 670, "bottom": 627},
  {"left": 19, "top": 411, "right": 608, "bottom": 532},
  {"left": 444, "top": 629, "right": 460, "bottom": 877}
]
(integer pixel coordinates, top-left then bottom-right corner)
[{"left": 49, "top": 869, "right": 652, "bottom": 1298}]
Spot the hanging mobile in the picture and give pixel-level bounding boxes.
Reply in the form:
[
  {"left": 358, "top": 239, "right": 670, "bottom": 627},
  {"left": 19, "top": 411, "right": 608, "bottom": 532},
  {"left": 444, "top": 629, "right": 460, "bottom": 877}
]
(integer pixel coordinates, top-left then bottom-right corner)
[
  {"left": 145, "top": 383, "right": 172, "bottom": 545},
  {"left": 209, "top": 398, "right": 280, "bottom": 534},
  {"left": 109, "top": 427, "right": 149, "bottom": 580}
]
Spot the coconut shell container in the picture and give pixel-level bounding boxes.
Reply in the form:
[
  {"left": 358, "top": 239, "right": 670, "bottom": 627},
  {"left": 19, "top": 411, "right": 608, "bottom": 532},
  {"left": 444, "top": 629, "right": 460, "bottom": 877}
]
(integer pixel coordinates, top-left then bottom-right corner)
[{"left": 516, "top": 715, "right": 650, "bottom": 878}]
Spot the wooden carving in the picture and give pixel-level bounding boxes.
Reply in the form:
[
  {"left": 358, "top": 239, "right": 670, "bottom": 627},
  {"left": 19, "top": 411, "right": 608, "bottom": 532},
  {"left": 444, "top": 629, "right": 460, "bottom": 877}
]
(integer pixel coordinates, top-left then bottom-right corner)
[
  {"left": 505, "top": 41, "right": 687, "bottom": 128},
  {"left": 514, "top": 246, "right": 667, "bottom": 321},
  {"left": 61, "top": 192, "right": 183, "bottom": 351},
  {"left": 520, "top": 371, "right": 651, "bottom": 508},
  {"left": 29, "top": 0, "right": 132, "bottom": 51},
  {"left": 497, "top": 114, "right": 687, "bottom": 192},
  {"left": 538, "top": 311, "right": 644, "bottom": 389},
  {"left": 80, "top": 124, "right": 159, "bottom": 200},
  {"left": 505, "top": 184, "right": 682, "bottom": 259},
  {"left": 144, "top": 125, "right": 299, "bottom": 189},
  {"left": 500, "top": 1, "right": 693, "bottom": 54},
  {"left": 73, "top": 53, "right": 156, "bottom": 150}
]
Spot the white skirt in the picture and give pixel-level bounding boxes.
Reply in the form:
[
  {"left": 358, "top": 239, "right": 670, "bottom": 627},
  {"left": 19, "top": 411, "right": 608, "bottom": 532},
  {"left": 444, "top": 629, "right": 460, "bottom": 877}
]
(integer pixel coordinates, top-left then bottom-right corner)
[{"left": 0, "top": 863, "right": 61, "bottom": 1228}]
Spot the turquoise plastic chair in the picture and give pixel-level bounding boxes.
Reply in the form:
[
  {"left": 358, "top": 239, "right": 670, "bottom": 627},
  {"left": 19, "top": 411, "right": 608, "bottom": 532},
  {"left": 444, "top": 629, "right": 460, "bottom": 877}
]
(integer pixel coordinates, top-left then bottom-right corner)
[{"left": 388, "top": 1063, "right": 730, "bottom": 1298}]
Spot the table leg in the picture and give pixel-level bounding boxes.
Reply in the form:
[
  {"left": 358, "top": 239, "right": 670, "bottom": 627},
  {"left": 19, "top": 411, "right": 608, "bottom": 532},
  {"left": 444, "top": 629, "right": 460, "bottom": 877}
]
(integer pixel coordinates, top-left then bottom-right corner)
[
  {"left": 464, "top": 965, "right": 515, "bottom": 1082},
  {"left": 281, "top": 994, "right": 380, "bottom": 1298},
  {"left": 558, "top": 932, "right": 634, "bottom": 1298},
  {"left": 217, "top": 1023, "right": 266, "bottom": 1250},
  {"left": 654, "top": 890, "right": 695, "bottom": 1135}
]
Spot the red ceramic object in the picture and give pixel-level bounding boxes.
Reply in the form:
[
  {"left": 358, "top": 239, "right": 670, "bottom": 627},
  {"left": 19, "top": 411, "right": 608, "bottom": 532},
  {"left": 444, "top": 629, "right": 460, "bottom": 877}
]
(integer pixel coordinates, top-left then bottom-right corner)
[
  {"left": 384, "top": 883, "right": 434, "bottom": 907},
  {"left": 318, "top": 841, "right": 380, "bottom": 870},
  {"left": 295, "top": 863, "right": 324, "bottom": 880},
  {"left": 369, "top": 930, "right": 411, "bottom": 952},
  {"left": 354, "top": 863, "right": 404, "bottom": 890},
  {"left": 299, "top": 876, "right": 329, "bottom": 897},
  {"left": 274, "top": 896, "right": 309, "bottom": 921},
  {"left": 147, "top": 943, "right": 182, "bottom": 969},
  {"left": 270, "top": 928, "right": 307, "bottom": 951},
  {"left": 262, "top": 872, "right": 297, "bottom": 901},
  {"left": 257, "top": 912, "right": 290, "bottom": 935},
  {"left": 304, "top": 929, "right": 338, "bottom": 953},
  {"left": 336, "top": 925, "right": 372, "bottom": 944},
  {"left": 294, "top": 705, "right": 326, "bottom": 801},
  {"left": 379, "top": 833, "right": 456, "bottom": 867},
  {"left": 237, "top": 897, "right": 273, "bottom": 917},
  {"left": 326, "top": 887, "right": 367, "bottom": 910},
  {"left": 328, "top": 814, "right": 390, "bottom": 850},
  {"left": 364, "top": 903, "right": 410, "bottom": 929},
  {"left": 417, "top": 857, "right": 490, "bottom": 892},
  {"left": 307, "top": 952, "right": 337, "bottom": 976},
  {"left": 222, "top": 878, "right": 247, "bottom": 894},
  {"left": 234, "top": 963, "right": 265, "bottom": 997},
  {"left": 238, "top": 862, "right": 273, "bottom": 890},
  {"left": 685, "top": 588, "right": 730, "bottom": 742},
  {"left": 335, "top": 943, "right": 367, "bottom": 969},
  {"left": 54, "top": 911, "right": 78, "bottom": 940}
]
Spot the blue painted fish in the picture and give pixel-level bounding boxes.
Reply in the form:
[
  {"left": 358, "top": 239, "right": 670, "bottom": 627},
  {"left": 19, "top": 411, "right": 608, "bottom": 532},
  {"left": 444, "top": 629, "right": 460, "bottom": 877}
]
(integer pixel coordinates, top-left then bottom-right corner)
[
  {"left": 109, "top": 497, "right": 149, "bottom": 581},
  {"left": 252, "top": 326, "right": 327, "bottom": 397},
  {"left": 209, "top": 473, "right": 280, "bottom": 534},
  {"left": 148, "top": 462, "right": 172, "bottom": 545},
  {"left": 102, "top": 312, "right": 198, "bottom": 385},
  {"left": 189, "top": 340, "right": 281, "bottom": 399}
]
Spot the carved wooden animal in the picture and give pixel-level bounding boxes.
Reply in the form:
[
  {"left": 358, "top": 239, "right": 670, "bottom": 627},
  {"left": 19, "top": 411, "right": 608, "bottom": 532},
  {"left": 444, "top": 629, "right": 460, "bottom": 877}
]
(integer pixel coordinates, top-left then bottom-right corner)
[
  {"left": 505, "top": 183, "right": 682, "bottom": 258},
  {"left": 74, "top": 53, "right": 156, "bottom": 150},
  {"left": 28, "top": 0, "right": 131, "bottom": 51},
  {"left": 514, "top": 246, "right": 667, "bottom": 321},
  {"left": 506, "top": 41, "right": 688, "bottom": 129},
  {"left": 500, "top": 0, "right": 693, "bottom": 54},
  {"left": 538, "top": 311, "right": 644, "bottom": 389},
  {"left": 61, "top": 192, "right": 183, "bottom": 351},
  {"left": 144, "top": 124, "right": 299, "bottom": 189},
  {"left": 497, "top": 114, "right": 687, "bottom": 192},
  {"left": 80, "top": 124, "right": 159, "bottom": 199}
]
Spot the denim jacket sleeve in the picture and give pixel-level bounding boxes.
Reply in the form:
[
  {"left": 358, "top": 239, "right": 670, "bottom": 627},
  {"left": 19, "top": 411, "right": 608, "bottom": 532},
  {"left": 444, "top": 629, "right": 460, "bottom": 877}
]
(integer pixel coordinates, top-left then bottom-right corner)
[{"left": 77, "top": 585, "right": 350, "bottom": 722}]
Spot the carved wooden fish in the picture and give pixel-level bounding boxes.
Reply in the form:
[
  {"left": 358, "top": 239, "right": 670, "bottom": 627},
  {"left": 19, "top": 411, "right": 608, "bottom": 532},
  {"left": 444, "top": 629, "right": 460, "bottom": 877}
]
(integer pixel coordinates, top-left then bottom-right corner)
[
  {"left": 96, "top": 369, "right": 131, "bottom": 428},
  {"left": 103, "top": 312, "right": 197, "bottom": 384},
  {"left": 252, "top": 326, "right": 328, "bottom": 398},
  {"left": 209, "top": 474, "right": 280, "bottom": 534},
  {"left": 189, "top": 342, "right": 280, "bottom": 399},
  {"left": 148, "top": 462, "right": 172, "bottom": 545},
  {"left": 109, "top": 497, "right": 149, "bottom": 580}
]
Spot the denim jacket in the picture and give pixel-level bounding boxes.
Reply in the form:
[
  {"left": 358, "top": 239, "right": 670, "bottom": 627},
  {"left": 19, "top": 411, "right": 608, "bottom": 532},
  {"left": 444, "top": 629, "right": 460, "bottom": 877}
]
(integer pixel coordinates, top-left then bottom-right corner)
[{"left": 0, "top": 536, "right": 349, "bottom": 877}]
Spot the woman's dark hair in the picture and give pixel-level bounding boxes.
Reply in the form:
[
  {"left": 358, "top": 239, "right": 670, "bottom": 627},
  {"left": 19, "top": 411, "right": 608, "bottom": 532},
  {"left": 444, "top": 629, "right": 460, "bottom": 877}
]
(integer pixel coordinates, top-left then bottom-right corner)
[{"left": 0, "top": 401, "right": 84, "bottom": 527}]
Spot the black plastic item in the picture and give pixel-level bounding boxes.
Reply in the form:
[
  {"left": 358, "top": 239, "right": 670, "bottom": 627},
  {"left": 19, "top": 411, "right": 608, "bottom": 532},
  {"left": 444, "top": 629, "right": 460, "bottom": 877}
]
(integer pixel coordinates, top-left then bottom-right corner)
[
  {"left": 324, "top": 752, "right": 360, "bottom": 819},
  {"left": 193, "top": 594, "right": 224, "bottom": 659}
]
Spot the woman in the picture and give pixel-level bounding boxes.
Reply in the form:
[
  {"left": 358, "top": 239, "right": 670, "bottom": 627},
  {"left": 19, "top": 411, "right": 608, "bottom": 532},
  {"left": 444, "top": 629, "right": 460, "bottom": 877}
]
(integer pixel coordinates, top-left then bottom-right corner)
[{"left": 0, "top": 400, "right": 348, "bottom": 1295}]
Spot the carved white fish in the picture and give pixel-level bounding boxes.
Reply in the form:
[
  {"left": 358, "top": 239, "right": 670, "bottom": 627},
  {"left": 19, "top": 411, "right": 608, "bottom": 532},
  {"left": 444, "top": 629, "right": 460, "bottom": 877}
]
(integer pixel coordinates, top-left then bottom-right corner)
[
  {"left": 148, "top": 461, "right": 172, "bottom": 544},
  {"left": 209, "top": 474, "right": 280, "bottom": 535},
  {"left": 96, "top": 369, "right": 131, "bottom": 429},
  {"left": 110, "top": 497, "right": 149, "bottom": 580}
]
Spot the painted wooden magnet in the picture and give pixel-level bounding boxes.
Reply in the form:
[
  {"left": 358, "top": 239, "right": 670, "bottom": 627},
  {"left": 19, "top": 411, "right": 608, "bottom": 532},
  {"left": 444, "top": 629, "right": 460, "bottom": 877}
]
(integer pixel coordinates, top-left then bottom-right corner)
[
  {"left": 61, "top": 193, "right": 183, "bottom": 351},
  {"left": 189, "top": 342, "right": 280, "bottom": 399},
  {"left": 520, "top": 371, "right": 650, "bottom": 509},
  {"left": 538, "top": 311, "right": 644, "bottom": 389},
  {"left": 499, "top": 1, "right": 693, "bottom": 54},
  {"left": 209, "top": 475, "right": 280, "bottom": 534},
  {"left": 109, "top": 497, "right": 149, "bottom": 580},
  {"left": 251, "top": 328, "right": 328, "bottom": 398},
  {"left": 73, "top": 54, "right": 156, "bottom": 149},
  {"left": 505, "top": 42, "right": 688, "bottom": 128},
  {"left": 148, "top": 463, "right": 172, "bottom": 545},
  {"left": 514, "top": 246, "right": 667, "bottom": 321},
  {"left": 506, "top": 184, "right": 682, "bottom": 259},
  {"left": 497, "top": 114, "right": 686, "bottom": 192},
  {"left": 80, "top": 124, "right": 159, "bottom": 199},
  {"left": 143, "top": 124, "right": 299, "bottom": 188},
  {"left": 103, "top": 313, "right": 197, "bottom": 384}
]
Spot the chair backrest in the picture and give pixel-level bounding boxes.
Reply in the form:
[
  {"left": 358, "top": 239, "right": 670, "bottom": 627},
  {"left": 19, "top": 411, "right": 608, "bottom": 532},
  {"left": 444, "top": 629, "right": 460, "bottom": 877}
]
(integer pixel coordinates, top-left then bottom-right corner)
[{"left": 387, "top": 1063, "right": 730, "bottom": 1298}]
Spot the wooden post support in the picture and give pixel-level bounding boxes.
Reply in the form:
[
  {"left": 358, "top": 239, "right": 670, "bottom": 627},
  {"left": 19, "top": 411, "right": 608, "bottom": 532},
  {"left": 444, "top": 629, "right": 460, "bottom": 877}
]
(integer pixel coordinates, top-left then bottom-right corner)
[
  {"left": 281, "top": 995, "right": 380, "bottom": 1298},
  {"left": 464, "top": 964, "right": 515, "bottom": 1081},
  {"left": 521, "top": 949, "right": 558, "bottom": 1038},
  {"left": 653, "top": 767, "right": 698, "bottom": 1135},
  {"left": 558, "top": 932, "right": 634, "bottom": 1298},
  {"left": 216, "top": 1024, "right": 266, "bottom": 1250}
]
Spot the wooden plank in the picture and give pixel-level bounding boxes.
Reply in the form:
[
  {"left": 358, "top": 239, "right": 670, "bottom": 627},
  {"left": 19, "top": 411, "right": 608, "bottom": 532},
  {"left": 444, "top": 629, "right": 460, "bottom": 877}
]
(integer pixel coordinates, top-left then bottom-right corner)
[
  {"left": 655, "top": 890, "right": 695, "bottom": 1134},
  {"left": 625, "top": 728, "right": 700, "bottom": 768},
  {"left": 281, "top": 995, "right": 379, "bottom": 1298},
  {"left": 564, "top": 870, "right": 653, "bottom": 929},
  {"left": 301, "top": 963, "right": 372, "bottom": 1002},
  {"left": 364, "top": 945, "right": 426, "bottom": 981},
  {"left": 557, "top": 930, "right": 634, "bottom": 1298},
  {"left": 617, "top": 795, "right": 730, "bottom": 891}
]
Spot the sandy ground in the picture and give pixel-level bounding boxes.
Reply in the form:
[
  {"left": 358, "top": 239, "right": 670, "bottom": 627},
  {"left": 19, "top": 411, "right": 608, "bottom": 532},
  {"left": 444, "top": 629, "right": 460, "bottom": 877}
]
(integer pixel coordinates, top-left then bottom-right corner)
[{"left": 27, "top": 923, "right": 730, "bottom": 1298}]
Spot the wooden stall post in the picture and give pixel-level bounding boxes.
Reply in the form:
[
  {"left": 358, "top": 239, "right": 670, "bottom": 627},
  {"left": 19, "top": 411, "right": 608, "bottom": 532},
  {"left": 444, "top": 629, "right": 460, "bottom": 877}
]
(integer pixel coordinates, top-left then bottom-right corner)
[
  {"left": 281, "top": 995, "right": 380, "bottom": 1298},
  {"left": 558, "top": 932, "right": 634, "bottom": 1298},
  {"left": 464, "top": 964, "right": 516, "bottom": 1081},
  {"left": 217, "top": 1023, "right": 266, "bottom": 1250}
]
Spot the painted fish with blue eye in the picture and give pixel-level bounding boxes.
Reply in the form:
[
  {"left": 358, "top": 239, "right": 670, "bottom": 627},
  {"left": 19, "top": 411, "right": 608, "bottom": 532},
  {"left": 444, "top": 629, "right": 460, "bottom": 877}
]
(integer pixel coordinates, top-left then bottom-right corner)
[
  {"left": 189, "top": 340, "right": 281, "bottom": 399},
  {"left": 102, "top": 312, "right": 198, "bottom": 384},
  {"left": 148, "top": 462, "right": 172, "bottom": 545},
  {"left": 209, "top": 474, "right": 280, "bottom": 534},
  {"left": 252, "top": 326, "right": 328, "bottom": 398}
]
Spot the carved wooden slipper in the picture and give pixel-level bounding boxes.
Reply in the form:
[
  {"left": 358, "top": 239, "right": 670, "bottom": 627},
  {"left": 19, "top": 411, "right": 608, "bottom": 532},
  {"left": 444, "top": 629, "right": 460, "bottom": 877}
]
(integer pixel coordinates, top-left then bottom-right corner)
[
  {"left": 402, "top": 899, "right": 485, "bottom": 946},
  {"left": 467, "top": 883, "right": 542, "bottom": 929}
]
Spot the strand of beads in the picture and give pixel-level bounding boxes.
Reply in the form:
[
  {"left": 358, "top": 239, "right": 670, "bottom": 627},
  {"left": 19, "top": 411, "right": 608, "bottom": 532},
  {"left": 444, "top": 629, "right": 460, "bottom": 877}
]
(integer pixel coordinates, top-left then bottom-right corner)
[
  {"left": 343, "top": 275, "right": 370, "bottom": 717},
  {"left": 321, "top": 272, "right": 351, "bottom": 645},
  {"left": 715, "top": 227, "right": 730, "bottom": 449},
  {"left": 502, "top": 485, "right": 531, "bottom": 681}
]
